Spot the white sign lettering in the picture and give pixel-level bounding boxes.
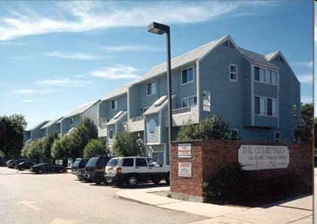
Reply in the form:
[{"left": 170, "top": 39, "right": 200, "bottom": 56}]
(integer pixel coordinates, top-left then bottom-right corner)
[
  {"left": 238, "top": 145, "right": 289, "bottom": 170},
  {"left": 178, "top": 143, "right": 192, "bottom": 158},
  {"left": 178, "top": 162, "right": 192, "bottom": 177}
]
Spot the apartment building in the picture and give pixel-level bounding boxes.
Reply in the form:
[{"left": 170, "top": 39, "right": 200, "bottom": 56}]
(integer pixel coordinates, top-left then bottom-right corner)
[{"left": 23, "top": 35, "right": 300, "bottom": 166}]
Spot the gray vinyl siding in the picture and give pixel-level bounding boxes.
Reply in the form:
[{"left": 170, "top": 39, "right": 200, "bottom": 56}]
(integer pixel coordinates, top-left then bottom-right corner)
[
  {"left": 61, "top": 115, "right": 80, "bottom": 135},
  {"left": 99, "top": 94, "right": 127, "bottom": 121},
  {"left": 47, "top": 123, "right": 60, "bottom": 136},
  {"left": 199, "top": 44, "right": 245, "bottom": 130},
  {"left": 270, "top": 59, "right": 301, "bottom": 143}
]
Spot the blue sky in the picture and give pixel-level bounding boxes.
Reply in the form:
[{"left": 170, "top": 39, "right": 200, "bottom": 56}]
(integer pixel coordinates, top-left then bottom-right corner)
[{"left": 0, "top": 1, "right": 313, "bottom": 128}]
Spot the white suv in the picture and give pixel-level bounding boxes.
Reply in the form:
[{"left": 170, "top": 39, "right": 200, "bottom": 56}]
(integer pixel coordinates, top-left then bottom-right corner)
[{"left": 104, "top": 156, "right": 170, "bottom": 187}]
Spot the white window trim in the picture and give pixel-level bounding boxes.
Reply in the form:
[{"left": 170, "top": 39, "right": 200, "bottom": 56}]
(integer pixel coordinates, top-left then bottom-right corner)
[
  {"left": 146, "top": 81, "right": 156, "bottom": 96},
  {"left": 229, "top": 64, "right": 238, "bottom": 82},
  {"left": 181, "top": 95, "right": 197, "bottom": 107},
  {"left": 181, "top": 67, "right": 195, "bottom": 85},
  {"left": 111, "top": 100, "right": 118, "bottom": 110},
  {"left": 253, "top": 65, "right": 279, "bottom": 86},
  {"left": 254, "top": 95, "right": 278, "bottom": 118}
]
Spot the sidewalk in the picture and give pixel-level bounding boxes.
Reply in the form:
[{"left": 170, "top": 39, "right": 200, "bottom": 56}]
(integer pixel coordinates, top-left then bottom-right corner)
[{"left": 116, "top": 187, "right": 313, "bottom": 224}]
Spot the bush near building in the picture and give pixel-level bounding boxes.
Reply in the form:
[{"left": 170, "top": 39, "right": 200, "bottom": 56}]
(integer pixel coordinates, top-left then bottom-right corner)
[
  {"left": 83, "top": 138, "right": 108, "bottom": 159},
  {"left": 51, "top": 118, "right": 98, "bottom": 160},
  {"left": 113, "top": 131, "right": 146, "bottom": 156},
  {"left": 177, "top": 115, "right": 232, "bottom": 141}
]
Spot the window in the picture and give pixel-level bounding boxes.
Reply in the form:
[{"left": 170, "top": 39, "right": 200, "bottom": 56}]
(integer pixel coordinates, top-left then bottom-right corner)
[
  {"left": 254, "top": 66, "right": 278, "bottom": 85},
  {"left": 255, "top": 96, "right": 278, "bottom": 117},
  {"left": 122, "top": 158, "right": 134, "bottom": 167},
  {"left": 109, "top": 130, "right": 114, "bottom": 139},
  {"left": 111, "top": 100, "right": 118, "bottom": 110},
  {"left": 107, "top": 158, "right": 118, "bottom": 167},
  {"left": 274, "top": 131, "right": 281, "bottom": 143},
  {"left": 229, "top": 64, "right": 238, "bottom": 81},
  {"left": 182, "top": 68, "right": 194, "bottom": 84},
  {"left": 136, "top": 158, "right": 147, "bottom": 167},
  {"left": 267, "top": 98, "right": 272, "bottom": 116},
  {"left": 265, "top": 70, "right": 271, "bottom": 84},
  {"left": 146, "top": 82, "right": 156, "bottom": 95},
  {"left": 182, "top": 96, "right": 197, "bottom": 107},
  {"left": 147, "top": 158, "right": 162, "bottom": 167},
  {"left": 254, "top": 67, "right": 260, "bottom": 81}
]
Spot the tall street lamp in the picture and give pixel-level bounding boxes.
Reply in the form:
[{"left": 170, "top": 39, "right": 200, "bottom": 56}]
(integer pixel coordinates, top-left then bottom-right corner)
[{"left": 148, "top": 22, "right": 172, "bottom": 165}]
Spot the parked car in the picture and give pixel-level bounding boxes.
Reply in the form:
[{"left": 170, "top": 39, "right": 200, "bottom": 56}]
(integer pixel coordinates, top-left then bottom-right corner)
[
  {"left": 84, "top": 156, "right": 112, "bottom": 184},
  {"left": 30, "top": 163, "right": 67, "bottom": 174},
  {"left": 71, "top": 158, "right": 88, "bottom": 180},
  {"left": 6, "top": 160, "right": 16, "bottom": 168},
  {"left": 105, "top": 156, "right": 170, "bottom": 187},
  {"left": 16, "top": 160, "right": 33, "bottom": 170}
]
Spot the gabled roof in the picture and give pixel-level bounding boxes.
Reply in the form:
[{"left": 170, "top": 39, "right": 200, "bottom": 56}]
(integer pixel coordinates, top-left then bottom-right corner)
[
  {"left": 134, "top": 35, "right": 233, "bottom": 84},
  {"left": 25, "top": 120, "right": 49, "bottom": 131},
  {"left": 264, "top": 50, "right": 280, "bottom": 61},
  {"left": 107, "top": 111, "right": 127, "bottom": 125},
  {"left": 239, "top": 48, "right": 279, "bottom": 70},
  {"left": 101, "top": 85, "right": 129, "bottom": 102},
  {"left": 41, "top": 117, "right": 63, "bottom": 129},
  {"left": 64, "top": 99, "right": 100, "bottom": 119}
]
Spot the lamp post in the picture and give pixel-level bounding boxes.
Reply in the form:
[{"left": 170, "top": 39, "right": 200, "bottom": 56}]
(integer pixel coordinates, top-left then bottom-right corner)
[{"left": 148, "top": 22, "right": 172, "bottom": 165}]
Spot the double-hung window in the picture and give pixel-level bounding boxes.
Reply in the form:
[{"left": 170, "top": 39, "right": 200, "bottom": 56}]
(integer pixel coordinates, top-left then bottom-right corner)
[
  {"left": 229, "top": 64, "right": 238, "bottom": 81},
  {"left": 254, "top": 96, "right": 278, "bottom": 117},
  {"left": 254, "top": 66, "right": 278, "bottom": 85},
  {"left": 182, "top": 96, "right": 197, "bottom": 107},
  {"left": 182, "top": 68, "right": 194, "bottom": 84},
  {"left": 146, "top": 82, "right": 156, "bottom": 95}
]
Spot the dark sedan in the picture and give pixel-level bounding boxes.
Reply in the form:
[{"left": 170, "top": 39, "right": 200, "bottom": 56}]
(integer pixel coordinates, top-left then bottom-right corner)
[
  {"left": 16, "top": 160, "right": 33, "bottom": 170},
  {"left": 30, "top": 163, "right": 67, "bottom": 174}
]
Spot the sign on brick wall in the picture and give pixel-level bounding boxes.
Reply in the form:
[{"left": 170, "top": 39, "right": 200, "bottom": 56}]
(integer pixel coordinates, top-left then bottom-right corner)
[
  {"left": 178, "top": 162, "right": 192, "bottom": 177},
  {"left": 178, "top": 143, "right": 192, "bottom": 158},
  {"left": 238, "top": 145, "right": 289, "bottom": 170}
]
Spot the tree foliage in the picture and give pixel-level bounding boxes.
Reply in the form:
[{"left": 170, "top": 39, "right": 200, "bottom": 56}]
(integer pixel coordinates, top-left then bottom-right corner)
[
  {"left": 177, "top": 115, "right": 232, "bottom": 141},
  {"left": 295, "top": 103, "right": 313, "bottom": 143},
  {"left": 0, "top": 114, "right": 27, "bottom": 158},
  {"left": 114, "top": 132, "right": 146, "bottom": 156},
  {"left": 83, "top": 139, "right": 108, "bottom": 159},
  {"left": 51, "top": 118, "right": 98, "bottom": 159}
]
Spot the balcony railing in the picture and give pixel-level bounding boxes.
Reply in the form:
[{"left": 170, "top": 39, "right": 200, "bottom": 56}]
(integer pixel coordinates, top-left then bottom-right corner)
[
  {"left": 172, "top": 106, "right": 192, "bottom": 115},
  {"left": 99, "top": 117, "right": 108, "bottom": 128}
]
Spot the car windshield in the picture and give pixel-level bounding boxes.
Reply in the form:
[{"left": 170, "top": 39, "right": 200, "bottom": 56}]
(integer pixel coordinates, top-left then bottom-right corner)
[
  {"left": 107, "top": 158, "right": 118, "bottom": 167},
  {"left": 72, "top": 160, "right": 81, "bottom": 167},
  {"left": 86, "top": 157, "right": 98, "bottom": 167},
  {"left": 79, "top": 160, "right": 87, "bottom": 168}
]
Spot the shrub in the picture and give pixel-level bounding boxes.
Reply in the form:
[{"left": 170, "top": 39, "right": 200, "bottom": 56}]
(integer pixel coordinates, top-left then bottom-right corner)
[{"left": 84, "top": 139, "right": 108, "bottom": 159}]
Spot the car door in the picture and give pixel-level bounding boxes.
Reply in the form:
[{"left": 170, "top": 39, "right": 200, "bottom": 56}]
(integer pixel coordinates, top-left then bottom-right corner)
[
  {"left": 147, "top": 158, "right": 164, "bottom": 179},
  {"left": 135, "top": 158, "right": 149, "bottom": 182}
]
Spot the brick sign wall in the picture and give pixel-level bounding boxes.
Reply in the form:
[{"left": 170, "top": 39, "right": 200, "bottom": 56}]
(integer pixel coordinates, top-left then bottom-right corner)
[{"left": 170, "top": 140, "right": 312, "bottom": 197}]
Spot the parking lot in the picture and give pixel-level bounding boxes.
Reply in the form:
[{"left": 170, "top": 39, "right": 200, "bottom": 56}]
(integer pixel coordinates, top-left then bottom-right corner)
[{"left": 0, "top": 167, "right": 206, "bottom": 224}]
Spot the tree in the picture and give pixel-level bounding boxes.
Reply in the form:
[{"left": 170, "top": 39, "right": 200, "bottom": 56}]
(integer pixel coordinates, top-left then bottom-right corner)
[
  {"left": 51, "top": 135, "right": 76, "bottom": 159},
  {"left": 0, "top": 114, "right": 27, "bottom": 159},
  {"left": 114, "top": 132, "right": 146, "bottom": 156},
  {"left": 177, "top": 115, "right": 231, "bottom": 141},
  {"left": 295, "top": 103, "right": 313, "bottom": 143},
  {"left": 83, "top": 139, "right": 108, "bottom": 159}
]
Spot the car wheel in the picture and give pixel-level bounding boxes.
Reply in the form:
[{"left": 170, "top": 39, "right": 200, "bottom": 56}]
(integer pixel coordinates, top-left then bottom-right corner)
[
  {"left": 38, "top": 170, "right": 43, "bottom": 174},
  {"left": 165, "top": 173, "right": 170, "bottom": 185},
  {"left": 127, "top": 176, "right": 138, "bottom": 187},
  {"left": 152, "top": 178, "right": 161, "bottom": 185},
  {"left": 59, "top": 169, "right": 63, "bottom": 173}
]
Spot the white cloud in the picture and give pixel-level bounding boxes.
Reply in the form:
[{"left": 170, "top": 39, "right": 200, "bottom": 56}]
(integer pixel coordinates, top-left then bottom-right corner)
[
  {"left": 90, "top": 65, "right": 139, "bottom": 80},
  {"left": 0, "top": 41, "right": 26, "bottom": 45},
  {"left": 103, "top": 45, "right": 162, "bottom": 52},
  {"left": 0, "top": 2, "right": 241, "bottom": 41},
  {"left": 37, "top": 77, "right": 91, "bottom": 87},
  {"left": 14, "top": 88, "right": 58, "bottom": 94},
  {"left": 297, "top": 74, "right": 312, "bottom": 84},
  {"left": 46, "top": 51, "right": 100, "bottom": 60},
  {"left": 291, "top": 61, "right": 313, "bottom": 68},
  {"left": 22, "top": 99, "right": 34, "bottom": 103}
]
